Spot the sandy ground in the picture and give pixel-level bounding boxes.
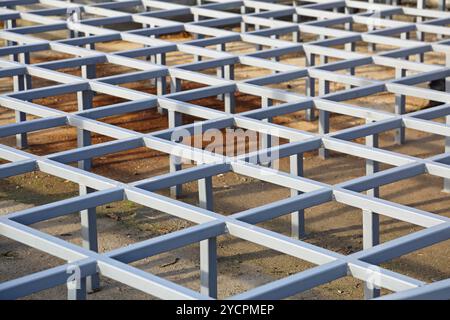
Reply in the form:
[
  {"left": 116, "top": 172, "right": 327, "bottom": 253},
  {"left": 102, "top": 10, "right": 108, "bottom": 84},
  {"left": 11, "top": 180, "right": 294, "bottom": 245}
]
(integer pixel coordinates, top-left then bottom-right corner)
[{"left": 0, "top": 17, "right": 449, "bottom": 300}]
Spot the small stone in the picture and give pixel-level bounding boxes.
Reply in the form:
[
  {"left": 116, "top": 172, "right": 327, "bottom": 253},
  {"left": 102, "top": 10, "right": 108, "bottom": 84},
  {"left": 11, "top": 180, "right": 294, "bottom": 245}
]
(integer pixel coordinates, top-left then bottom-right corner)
[
  {"left": 160, "top": 257, "right": 179, "bottom": 268},
  {"left": 1, "top": 251, "right": 16, "bottom": 258}
]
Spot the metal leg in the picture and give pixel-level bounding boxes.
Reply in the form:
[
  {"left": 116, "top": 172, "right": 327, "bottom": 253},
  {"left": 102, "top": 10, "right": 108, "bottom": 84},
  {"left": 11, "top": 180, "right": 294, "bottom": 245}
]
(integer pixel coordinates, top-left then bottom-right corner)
[
  {"left": 254, "top": 8, "right": 262, "bottom": 51},
  {"left": 345, "top": 21, "right": 355, "bottom": 90},
  {"left": 200, "top": 238, "right": 217, "bottom": 298},
  {"left": 77, "top": 88, "right": 99, "bottom": 293},
  {"left": 6, "top": 19, "right": 28, "bottom": 149},
  {"left": 216, "top": 43, "right": 225, "bottom": 101},
  {"left": 260, "top": 97, "right": 273, "bottom": 167},
  {"left": 290, "top": 153, "right": 305, "bottom": 239},
  {"left": 240, "top": 6, "right": 247, "bottom": 32},
  {"left": 198, "top": 177, "right": 217, "bottom": 298},
  {"left": 79, "top": 187, "right": 100, "bottom": 293},
  {"left": 319, "top": 80, "right": 330, "bottom": 159},
  {"left": 292, "top": 9, "right": 300, "bottom": 43},
  {"left": 194, "top": 25, "right": 204, "bottom": 63},
  {"left": 67, "top": 276, "right": 87, "bottom": 300},
  {"left": 363, "top": 128, "right": 381, "bottom": 299},
  {"left": 169, "top": 110, "right": 183, "bottom": 198},
  {"left": 156, "top": 53, "right": 166, "bottom": 114},
  {"left": 306, "top": 53, "right": 316, "bottom": 121},
  {"left": 395, "top": 68, "right": 406, "bottom": 145},
  {"left": 416, "top": 0, "right": 425, "bottom": 62},
  {"left": 224, "top": 64, "right": 235, "bottom": 113}
]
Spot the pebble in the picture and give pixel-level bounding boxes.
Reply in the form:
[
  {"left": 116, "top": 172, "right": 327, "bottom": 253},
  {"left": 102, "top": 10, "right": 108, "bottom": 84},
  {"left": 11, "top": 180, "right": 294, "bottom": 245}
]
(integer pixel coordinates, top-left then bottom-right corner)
[{"left": 59, "top": 233, "right": 72, "bottom": 237}]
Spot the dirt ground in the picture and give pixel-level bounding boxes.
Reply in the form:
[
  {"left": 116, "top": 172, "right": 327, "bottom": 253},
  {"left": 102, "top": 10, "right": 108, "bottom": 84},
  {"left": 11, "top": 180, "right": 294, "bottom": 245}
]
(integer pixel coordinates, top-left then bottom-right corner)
[{"left": 0, "top": 19, "right": 449, "bottom": 300}]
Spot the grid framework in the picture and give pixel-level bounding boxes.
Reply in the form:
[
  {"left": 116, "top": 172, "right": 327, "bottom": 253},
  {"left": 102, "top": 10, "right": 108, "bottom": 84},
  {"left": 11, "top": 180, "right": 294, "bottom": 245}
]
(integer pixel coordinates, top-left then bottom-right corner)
[{"left": 0, "top": 0, "right": 449, "bottom": 300}]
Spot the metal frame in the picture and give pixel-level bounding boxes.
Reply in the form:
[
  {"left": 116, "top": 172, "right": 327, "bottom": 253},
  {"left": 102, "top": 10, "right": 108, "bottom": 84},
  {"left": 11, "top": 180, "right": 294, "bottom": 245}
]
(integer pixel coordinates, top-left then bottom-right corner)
[{"left": 0, "top": 0, "right": 449, "bottom": 300}]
